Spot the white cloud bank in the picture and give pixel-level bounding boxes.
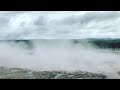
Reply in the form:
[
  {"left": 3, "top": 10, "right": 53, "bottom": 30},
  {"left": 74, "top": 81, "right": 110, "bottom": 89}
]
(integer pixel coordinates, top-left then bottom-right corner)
[{"left": 0, "top": 11, "right": 120, "bottom": 39}]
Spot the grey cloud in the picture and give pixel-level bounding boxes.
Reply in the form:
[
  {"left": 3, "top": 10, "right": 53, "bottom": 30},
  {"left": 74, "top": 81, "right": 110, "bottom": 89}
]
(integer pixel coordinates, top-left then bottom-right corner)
[
  {"left": 0, "top": 11, "right": 120, "bottom": 39},
  {"left": 34, "top": 16, "right": 47, "bottom": 26},
  {"left": 0, "top": 17, "right": 9, "bottom": 27},
  {"left": 0, "top": 12, "right": 27, "bottom": 28},
  {"left": 58, "top": 12, "right": 120, "bottom": 25}
]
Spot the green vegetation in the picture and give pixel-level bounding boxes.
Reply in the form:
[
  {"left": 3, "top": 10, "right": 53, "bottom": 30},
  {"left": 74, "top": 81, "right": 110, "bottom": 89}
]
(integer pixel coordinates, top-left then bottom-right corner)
[{"left": 88, "top": 38, "right": 120, "bottom": 50}]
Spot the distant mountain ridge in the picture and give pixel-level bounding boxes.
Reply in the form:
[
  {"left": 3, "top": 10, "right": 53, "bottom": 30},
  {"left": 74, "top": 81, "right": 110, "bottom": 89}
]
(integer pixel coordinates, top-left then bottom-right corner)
[{"left": 0, "top": 38, "right": 120, "bottom": 50}]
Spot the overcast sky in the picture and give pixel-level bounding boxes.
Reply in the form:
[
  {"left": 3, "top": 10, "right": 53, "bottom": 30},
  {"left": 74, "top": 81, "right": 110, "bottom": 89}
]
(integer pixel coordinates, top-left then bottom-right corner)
[{"left": 0, "top": 11, "right": 120, "bottom": 39}]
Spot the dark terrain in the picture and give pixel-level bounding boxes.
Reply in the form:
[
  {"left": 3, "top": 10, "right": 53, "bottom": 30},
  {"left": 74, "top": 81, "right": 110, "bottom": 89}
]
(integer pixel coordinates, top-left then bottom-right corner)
[{"left": 0, "top": 67, "right": 107, "bottom": 79}]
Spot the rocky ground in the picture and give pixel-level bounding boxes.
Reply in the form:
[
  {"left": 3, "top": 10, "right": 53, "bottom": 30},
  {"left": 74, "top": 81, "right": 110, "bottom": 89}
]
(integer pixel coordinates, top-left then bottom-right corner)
[{"left": 0, "top": 67, "right": 107, "bottom": 79}]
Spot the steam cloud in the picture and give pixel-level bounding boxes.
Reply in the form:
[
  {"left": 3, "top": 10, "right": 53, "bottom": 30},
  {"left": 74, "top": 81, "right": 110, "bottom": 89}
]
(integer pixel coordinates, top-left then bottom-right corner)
[{"left": 0, "top": 40, "right": 120, "bottom": 78}]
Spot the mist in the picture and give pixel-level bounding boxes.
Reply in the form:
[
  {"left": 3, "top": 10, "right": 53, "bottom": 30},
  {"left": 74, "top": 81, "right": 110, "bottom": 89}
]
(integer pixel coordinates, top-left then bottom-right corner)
[{"left": 0, "top": 40, "right": 120, "bottom": 78}]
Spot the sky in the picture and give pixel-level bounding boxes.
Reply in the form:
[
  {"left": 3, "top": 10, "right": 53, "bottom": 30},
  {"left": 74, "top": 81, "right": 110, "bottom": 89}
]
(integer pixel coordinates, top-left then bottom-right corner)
[{"left": 0, "top": 11, "right": 120, "bottom": 39}]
